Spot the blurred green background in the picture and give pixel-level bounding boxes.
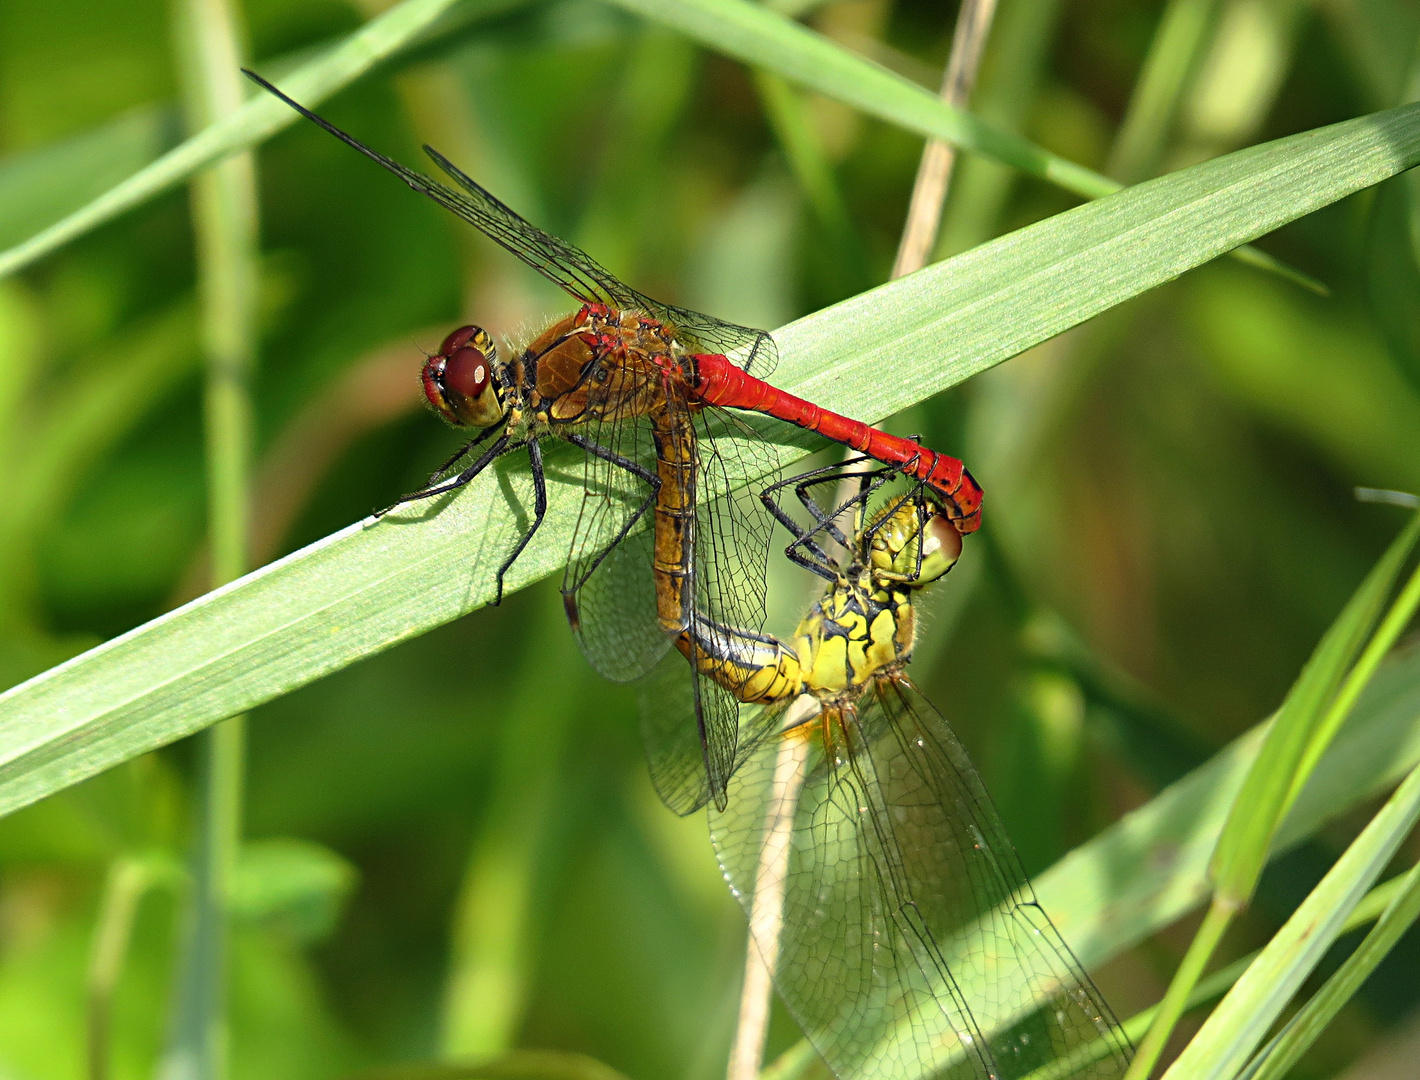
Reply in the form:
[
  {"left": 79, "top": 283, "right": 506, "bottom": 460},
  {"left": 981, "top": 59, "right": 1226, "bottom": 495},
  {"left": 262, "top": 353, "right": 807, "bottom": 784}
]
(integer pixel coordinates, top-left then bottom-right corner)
[{"left": 1, "top": 0, "right": 1420, "bottom": 1077}]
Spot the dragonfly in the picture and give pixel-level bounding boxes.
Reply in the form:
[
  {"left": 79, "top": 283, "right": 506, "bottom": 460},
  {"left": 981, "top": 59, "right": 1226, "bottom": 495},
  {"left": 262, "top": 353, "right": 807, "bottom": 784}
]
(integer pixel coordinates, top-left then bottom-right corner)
[
  {"left": 670, "top": 461, "right": 1133, "bottom": 1080},
  {"left": 245, "top": 71, "right": 984, "bottom": 812}
]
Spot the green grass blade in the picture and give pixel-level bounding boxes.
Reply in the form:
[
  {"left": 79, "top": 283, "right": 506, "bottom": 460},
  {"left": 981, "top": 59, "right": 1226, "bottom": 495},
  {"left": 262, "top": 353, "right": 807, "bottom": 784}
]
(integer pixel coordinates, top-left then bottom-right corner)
[
  {"left": 0, "top": 0, "right": 486, "bottom": 282},
  {"left": 0, "top": 106, "right": 181, "bottom": 251},
  {"left": 1036, "top": 639, "right": 1420, "bottom": 975},
  {"left": 1161, "top": 761, "right": 1420, "bottom": 1080},
  {"left": 1107, "top": 0, "right": 1223, "bottom": 183},
  {"left": 160, "top": 0, "right": 263, "bottom": 1075},
  {"left": 1244, "top": 861, "right": 1420, "bottom": 1080},
  {"left": 1019, "top": 872, "right": 1414, "bottom": 1080},
  {"left": 0, "top": 103, "right": 1416, "bottom": 818},
  {"left": 607, "top": 0, "right": 1322, "bottom": 291},
  {"left": 608, "top": 0, "right": 1113, "bottom": 198},
  {"left": 1210, "top": 510, "right": 1420, "bottom": 907}
]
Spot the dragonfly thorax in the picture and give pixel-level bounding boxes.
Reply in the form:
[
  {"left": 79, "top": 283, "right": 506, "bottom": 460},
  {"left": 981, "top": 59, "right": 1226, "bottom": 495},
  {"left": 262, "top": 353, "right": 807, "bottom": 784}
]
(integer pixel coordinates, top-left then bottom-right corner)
[
  {"left": 793, "top": 582, "right": 912, "bottom": 695},
  {"left": 423, "top": 324, "right": 506, "bottom": 429},
  {"left": 528, "top": 304, "right": 689, "bottom": 426}
]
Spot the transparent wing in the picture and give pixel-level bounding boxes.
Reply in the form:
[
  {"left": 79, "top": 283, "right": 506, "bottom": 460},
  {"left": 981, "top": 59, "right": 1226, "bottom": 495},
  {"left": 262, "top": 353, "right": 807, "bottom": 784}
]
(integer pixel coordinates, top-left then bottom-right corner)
[
  {"left": 711, "top": 677, "right": 1132, "bottom": 1080},
  {"left": 659, "top": 407, "right": 782, "bottom": 810},
  {"left": 690, "top": 406, "right": 780, "bottom": 651},
  {"left": 619, "top": 400, "right": 784, "bottom": 812},
  {"left": 635, "top": 649, "right": 743, "bottom": 815},
  {"left": 248, "top": 70, "right": 780, "bottom": 371},
  {"left": 424, "top": 149, "right": 777, "bottom": 377},
  {"left": 637, "top": 650, "right": 791, "bottom": 816},
  {"left": 560, "top": 408, "right": 671, "bottom": 684}
]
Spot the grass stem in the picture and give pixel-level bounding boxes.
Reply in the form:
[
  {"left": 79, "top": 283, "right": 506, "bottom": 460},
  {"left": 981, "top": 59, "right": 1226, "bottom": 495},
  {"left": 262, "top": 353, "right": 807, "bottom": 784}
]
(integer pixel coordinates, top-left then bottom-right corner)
[
  {"left": 86, "top": 858, "right": 154, "bottom": 1080},
  {"left": 1123, "top": 897, "right": 1234, "bottom": 1080},
  {"left": 892, "top": 0, "right": 1000, "bottom": 278},
  {"left": 162, "top": 0, "right": 259, "bottom": 1076},
  {"left": 727, "top": 724, "right": 812, "bottom": 1080}
]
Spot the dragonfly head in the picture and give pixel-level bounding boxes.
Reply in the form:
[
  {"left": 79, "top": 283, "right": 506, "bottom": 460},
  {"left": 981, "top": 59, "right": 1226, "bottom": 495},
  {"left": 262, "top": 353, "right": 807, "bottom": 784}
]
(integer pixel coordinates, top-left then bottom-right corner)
[
  {"left": 917, "top": 514, "right": 963, "bottom": 584},
  {"left": 423, "top": 325, "right": 506, "bottom": 428},
  {"left": 868, "top": 503, "right": 962, "bottom": 585}
]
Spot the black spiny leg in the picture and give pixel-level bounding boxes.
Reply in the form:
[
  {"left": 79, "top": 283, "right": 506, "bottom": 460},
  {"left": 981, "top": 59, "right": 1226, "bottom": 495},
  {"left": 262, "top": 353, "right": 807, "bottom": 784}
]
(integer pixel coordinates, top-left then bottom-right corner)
[
  {"left": 759, "top": 458, "right": 873, "bottom": 576},
  {"left": 560, "top": 431, "right": 661, "bottom": 601},
  {"left": 376, "top": 431, "right": 512, "bottom": 517},
  {"left": 491, "top": 439, "right": 548, "bottom": 605},
  {"left": 761, "top": 458, "right": 897, "bottom": 579},
  {"left": 426, "top": 424, "right": 501, "bottom": 486}
]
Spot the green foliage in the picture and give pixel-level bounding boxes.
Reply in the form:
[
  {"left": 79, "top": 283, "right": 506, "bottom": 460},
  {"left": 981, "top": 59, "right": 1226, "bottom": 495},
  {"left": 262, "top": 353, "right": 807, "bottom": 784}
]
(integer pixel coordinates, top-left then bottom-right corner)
[{"left": 2, "top": 0, "right": 1420, "bottom": 1078}]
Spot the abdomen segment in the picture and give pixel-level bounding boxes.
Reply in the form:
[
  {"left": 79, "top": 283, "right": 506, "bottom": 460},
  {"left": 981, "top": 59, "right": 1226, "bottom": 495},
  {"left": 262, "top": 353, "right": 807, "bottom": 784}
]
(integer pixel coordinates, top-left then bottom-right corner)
[{"left": 690, "top": 353, "right": 983, "bottom": 533}]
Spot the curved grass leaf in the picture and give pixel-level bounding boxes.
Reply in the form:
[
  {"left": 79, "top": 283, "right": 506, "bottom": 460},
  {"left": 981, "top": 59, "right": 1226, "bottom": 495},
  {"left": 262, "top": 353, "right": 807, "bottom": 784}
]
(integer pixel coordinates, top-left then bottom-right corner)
[
  {"left": 1160, "top": 760, "right": 1420, "bottom": 1080},
  {"left": 0, "top": 103, "right": 1416, "bottom": 820},
  {"left": 0, "top": 0, "right": 1303, "bottom": 290},
  {"left": 1210, "top": 511, "right": 1420, "bottom": 907},
  {"left": 608, "top": 0, "right": 1318, "bottom": 291},
  {"left": 1241, "top": 861, "right": 1420, "bottom": 1080},
  {"left": 1036, "top": 639, "right": 1420, "bottom": 972},
  {"left": 0, "top": 106, "right": 182, "bottom": 252},
  {"left": 0, "top": 0, "right": 480, "bottom": 281},
  {"left": 607, "top": 0, "right": 1111, "bottom": 198}
]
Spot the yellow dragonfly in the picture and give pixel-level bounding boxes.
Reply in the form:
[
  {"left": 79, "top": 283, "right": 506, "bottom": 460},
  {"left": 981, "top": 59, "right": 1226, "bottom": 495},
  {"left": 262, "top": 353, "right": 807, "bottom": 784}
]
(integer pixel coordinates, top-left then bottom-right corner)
[{"left": 658, "top": 461, "right": 1132, "bottom": 1080}]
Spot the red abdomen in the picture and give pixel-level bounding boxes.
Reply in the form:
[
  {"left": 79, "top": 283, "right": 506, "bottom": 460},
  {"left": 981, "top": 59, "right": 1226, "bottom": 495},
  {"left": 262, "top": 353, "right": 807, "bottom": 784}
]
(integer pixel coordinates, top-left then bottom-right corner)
[{"left": 689, "top": 353, "right": 983, "bottom": 532}]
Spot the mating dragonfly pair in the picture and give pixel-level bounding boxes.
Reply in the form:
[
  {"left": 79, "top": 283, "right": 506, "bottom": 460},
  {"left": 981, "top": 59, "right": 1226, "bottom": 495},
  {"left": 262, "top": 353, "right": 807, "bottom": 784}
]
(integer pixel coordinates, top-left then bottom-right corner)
[{"left": 248, "top": 73, "right": 1131, "bottom": 1080}]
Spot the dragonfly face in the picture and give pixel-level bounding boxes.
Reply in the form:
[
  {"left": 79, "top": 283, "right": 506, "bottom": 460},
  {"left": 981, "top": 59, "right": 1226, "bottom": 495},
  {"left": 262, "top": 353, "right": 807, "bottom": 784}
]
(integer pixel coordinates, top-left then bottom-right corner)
[
  {"left": 864, "top": 500, "right": 962, "bottom": 585},
  {"left": 792, "top": 497, "right": 959, "bottom": 696},
  {"left": 422, "top": 324, "right": 507, "bottom": 429}
]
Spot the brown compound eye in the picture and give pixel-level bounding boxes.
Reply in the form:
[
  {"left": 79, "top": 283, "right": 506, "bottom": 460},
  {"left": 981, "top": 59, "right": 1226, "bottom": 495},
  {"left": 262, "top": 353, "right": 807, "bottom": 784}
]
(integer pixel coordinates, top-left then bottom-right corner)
[
  {"left": 439, "top": 324, "right": 482, "bottom": 356},
  {"left": 444, "top": 346, "right": 490, "bottom": 400}
]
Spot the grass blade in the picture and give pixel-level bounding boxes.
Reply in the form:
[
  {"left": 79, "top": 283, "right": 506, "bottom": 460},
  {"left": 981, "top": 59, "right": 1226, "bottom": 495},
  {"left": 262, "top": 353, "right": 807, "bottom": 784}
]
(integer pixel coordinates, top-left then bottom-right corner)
[
  {"left": 608, "top": 0, "right": 1112, "bottom": 199},
  {"left": 608, "top": 0, "right": 1322, "bottom": 290},
  {"left": 1243, "top": 861, "right": 1420, "bottom": 1080},
  {"left": 1161, "top": 761, "right": 1420, "bottom": 1080},
  {"left": 158, "top": 0, "right": 262, "bottom": 1074},
  {"left": 1209, "top": 511, "right": 1420, "bottom": 906},
  {"left": 0, "top": 0, "right": 482, "bottom": 282}
]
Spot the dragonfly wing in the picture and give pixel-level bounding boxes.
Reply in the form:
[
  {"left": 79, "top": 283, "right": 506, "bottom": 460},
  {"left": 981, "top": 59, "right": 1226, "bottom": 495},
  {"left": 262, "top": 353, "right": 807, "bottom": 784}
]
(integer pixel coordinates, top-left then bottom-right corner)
[
  {"left": 423, "top": 146, "right": 645, "bottom": 312},
  {"left": 243, "top": 75, "right": 778, "bottom": 376},
  {"left": 561, "top": 417, "right": 670, "bottom": 683},
  {"left": 637, "top": 652, "right": 790, "bottom": 816},
  {"left": 635, "top": 649, "right": 733, "bottom": 814},
  {"left": 424, "top": 148, "right": 777, "bottom": 377},
  {"left": 711, "top": 677, "right": 1132, "bottom": 1080},
  {"left": 690, "top": 407, "right": 779, "bottom": 670},
  {"left": 655, "top": 406, "right": 781, "bottom": 809}
]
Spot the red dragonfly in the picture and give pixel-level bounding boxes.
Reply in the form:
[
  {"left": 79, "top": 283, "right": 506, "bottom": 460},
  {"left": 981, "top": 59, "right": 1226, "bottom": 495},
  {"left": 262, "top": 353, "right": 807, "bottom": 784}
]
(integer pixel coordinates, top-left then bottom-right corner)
[{"left": 247, "top": 71, "right": 983, "bottom": 811}]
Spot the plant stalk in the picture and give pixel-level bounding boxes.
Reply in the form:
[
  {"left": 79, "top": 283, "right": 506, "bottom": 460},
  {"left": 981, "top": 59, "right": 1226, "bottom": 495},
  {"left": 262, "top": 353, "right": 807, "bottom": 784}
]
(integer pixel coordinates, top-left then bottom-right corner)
[
  {"left": 727, "top": 725, "right": 813, "bottom": 1080},
  {"left": 163, "top": 0, "right": 259, "bottom": 1076},
  {"left": 86, "top": 859, "right": 153, "bottom": 1080},
  {"left": 892, "top": 0, "right": 1000, "bottom": 277},
  {"left": 1123, "top": 897, "right": 1234, "bottom": 1080}
]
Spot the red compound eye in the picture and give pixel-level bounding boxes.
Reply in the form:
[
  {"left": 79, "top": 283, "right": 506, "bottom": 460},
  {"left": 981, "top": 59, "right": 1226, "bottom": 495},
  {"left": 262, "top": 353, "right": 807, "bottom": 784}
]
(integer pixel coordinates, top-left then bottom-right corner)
[
  {"left": 444, "top": 346, "right": 489, "bottom": 399},
  {"left": 439, "top": 324, "right": 481, "bottom": 356}
]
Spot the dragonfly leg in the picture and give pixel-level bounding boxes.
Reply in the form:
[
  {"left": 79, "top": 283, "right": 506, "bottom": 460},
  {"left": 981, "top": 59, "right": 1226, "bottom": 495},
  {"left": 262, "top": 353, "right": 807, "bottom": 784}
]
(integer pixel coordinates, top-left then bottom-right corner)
[
  {"left": 761, "top": 459, "right": 899, "bottom": 578},
  {"left": 560, "top": 431, "right": 661, "bottom": 597},
  {"left": 376, "top": 431, "right": 512, "bottom": 516},
  {"left": 491, "top": 439, "right": 548, "bottom": 605},
  {"left": 760, "top": 462, "right": 864, "bottom": 577},
  {"left": 428, "top": 424, "right": 500, "bottom": 485}
]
